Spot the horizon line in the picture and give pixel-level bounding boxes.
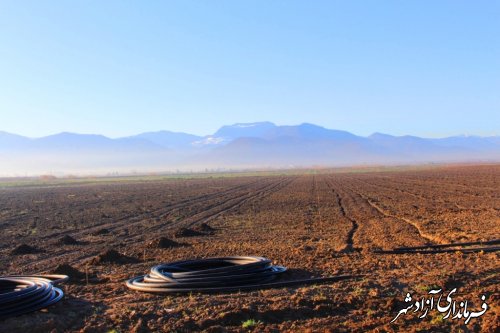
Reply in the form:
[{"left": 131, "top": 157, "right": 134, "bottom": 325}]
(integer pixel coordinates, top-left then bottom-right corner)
[{"left": 2, "top": 121, "right": 499, "bottom": 140}]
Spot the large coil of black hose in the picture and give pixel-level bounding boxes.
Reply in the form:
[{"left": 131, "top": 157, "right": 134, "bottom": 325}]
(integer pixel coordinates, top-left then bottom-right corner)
[
  {"left": 126, "top": 256, "right": 354, "bottom": 294},
  {"left": 0, "top": 275, "right": 68, "bottom": 319}
]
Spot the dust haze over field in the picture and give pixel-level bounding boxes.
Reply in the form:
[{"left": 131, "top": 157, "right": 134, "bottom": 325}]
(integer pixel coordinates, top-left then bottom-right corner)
[{"left": 1, "top": 122, "right": 499, "bottom": 177}]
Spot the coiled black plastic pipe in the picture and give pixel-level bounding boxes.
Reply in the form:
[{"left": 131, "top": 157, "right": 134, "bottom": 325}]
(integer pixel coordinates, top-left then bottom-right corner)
[
  {"left": 126, "top": 256, "right": 354, "bottom": 293},
  {"left": 0, "top": 275, "right": 68, "bottom": 319}
]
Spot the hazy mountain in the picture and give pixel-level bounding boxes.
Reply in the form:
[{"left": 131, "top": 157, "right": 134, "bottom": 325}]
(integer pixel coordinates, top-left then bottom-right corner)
[
  {"left": 194, "top": 122, "right": 278, "bottom": 147},
  {"left": 0, "top": 132, "right": 172, "bottom": 176},
  {"left": 0, "top": 124, "right": 499, "bottom": 176},
  {"left": 211, "top": 122, "right": 361, "bottom": 142},
  {"left": 261, "top": 123, "right": 362, "bottom": 141},
  {"left": 368, "top": 133, "right": 459, "bottom": 154},
  {"left": 0, "top": 131, "right": 32, "bottom": 151},
  {"left": 128, "top": 131, "right": 202, "bottom": 150},
  {"left": 186, "top": 124, "right": 499, "bottom": 168},
  {"left": 486, "top": 136, "right": 500, "bottom": 145},
  {"left": 202, "top": 135, "right": 380, "bottom": 168},
  {"left": 430, "top": 135, "right": 500, "bottom": 151},
  {"left": 214, "top": 122, "right": 277, "bottom": 140}
]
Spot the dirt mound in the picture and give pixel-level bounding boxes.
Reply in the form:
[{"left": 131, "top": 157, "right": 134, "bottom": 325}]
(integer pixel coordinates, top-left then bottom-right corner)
[
  {"left": 57, "top": 235, "right": 79, "bottom": 245},
  {"left": 147, "top": 237, "right": 181, "bottom": 249},
  {"left": 194, "top": 223, "right": 216, "bottom": 233},
  {"left": 300, "top": 245, "right": 314, "bottom": 252},
  {"left": 54, "top": 264, "right": 85, "bottom": 280},
  {"left": 91, "top": 249, "right": 138, "bottom": 265},
  {"left": 11, "top": 244, "right": 41, "bottom": 255},
  {"left": 92, "top": 228, "right": 110, "bottom": 236},
  {"left": 174, "top": 228, "right": 204, "bottom": 237}
]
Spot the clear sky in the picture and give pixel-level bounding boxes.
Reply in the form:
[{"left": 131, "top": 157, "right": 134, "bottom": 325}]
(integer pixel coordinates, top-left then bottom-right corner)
[{"left": 0, "top": 1, "right": 499, "bottom": 138}]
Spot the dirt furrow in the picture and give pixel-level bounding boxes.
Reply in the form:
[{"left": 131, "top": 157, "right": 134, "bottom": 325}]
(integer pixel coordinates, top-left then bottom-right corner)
[
  {"left": 325, "top": 179, "right": 361, "bottom": 252},
  {"left": 362, "top": 197, "right": 445, "bottom": 245}
]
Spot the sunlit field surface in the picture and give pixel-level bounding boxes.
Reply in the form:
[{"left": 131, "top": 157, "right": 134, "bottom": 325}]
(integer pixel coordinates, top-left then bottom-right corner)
[{"left": 0, "top": 164, "right": 498, "bottom": 332}]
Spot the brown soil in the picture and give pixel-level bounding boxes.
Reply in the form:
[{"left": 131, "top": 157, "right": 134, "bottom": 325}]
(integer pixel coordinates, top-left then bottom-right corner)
[
  {"left": 11, "top": 244, "right": 42, "bottom": 255},
  {"left": 174, "top": 227, "right": 205, "bottom": 237},
  {"left": 0, "top": 164, "right": 498, "bottom": 332},
  {"left": 92, "top": 228, "right": 110, "bottom": 236},
  {"left": 57, "top": 235, "right": 79, "bottom": 245},
  {"left": 195, "top": 223, "right": 216, "bottom": 233},
  {"left": 54, "top": 264, "right": 86, "bottom": 281},
  {"left": 146, "top": 237, "right": 181, "bottom": 249},
  {"left": 90, "top": 249, "right": 138, "bottom": 265}
]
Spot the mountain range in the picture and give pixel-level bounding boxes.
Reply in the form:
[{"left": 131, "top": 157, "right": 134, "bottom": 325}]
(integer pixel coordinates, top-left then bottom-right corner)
[{"left": 1, "top": 122, "right": 499, "bottom": 176}]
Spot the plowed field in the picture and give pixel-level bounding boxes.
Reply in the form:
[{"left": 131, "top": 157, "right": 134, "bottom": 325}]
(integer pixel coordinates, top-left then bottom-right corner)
[{"left": 0, "top": 165, "right": 498, "bottom": 332}]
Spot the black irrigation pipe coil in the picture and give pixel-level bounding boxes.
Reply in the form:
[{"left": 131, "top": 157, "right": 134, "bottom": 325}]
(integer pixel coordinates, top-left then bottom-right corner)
[
  {"left": 0, "top": 275, "right": 68, "bottom": 319},
  {"left": 126, "top": 256, "right": 355, "bottom": 294}
]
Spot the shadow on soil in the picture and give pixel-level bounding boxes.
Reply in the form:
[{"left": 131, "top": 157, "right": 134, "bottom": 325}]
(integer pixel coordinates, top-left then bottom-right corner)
[
  {"left": 0, "top": 297, "right": 106, "bottom": 333},
  {"left": 189, "top": 268, "right": 361, "bottom": 331}
]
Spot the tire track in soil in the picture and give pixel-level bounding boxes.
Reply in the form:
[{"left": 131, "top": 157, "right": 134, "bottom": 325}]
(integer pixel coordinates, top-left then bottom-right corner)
[
  {"left": 5, "top": 179, "right": 270, "bottom": 272},
  {"left": 341, "top": 177, "right": 444, "bottom": 245},
  {"left": 104, "top": 177, "right": 283, "bottom": 237},
  {"left": 15, "top": 177, "right": 293, "bottom": 272},
  {"left": 324, "top": 179, "right": 359, "bottom": 252},
  {"left": 148, "top": 177, "right": 292, "bottom": 232},
  {"left": 35, "top": 178, "right": 267, "bottom": 242},
  {"left": 379, "top": 176, "right": 499, "bottom": 200},
  {"left": 361, "top": 196, "right": 444, "bottom": 245},
  {"left": 349, "top": 177, "right": 430, "bottom": 202},
  {"left": 107, "top": 179, "right": 269, "bottom": 232},
  {"left": 303, "top": 176, "right": 319, "bottom": 232},
  {"left": 360, "top": 178, "right": 492, "bottom": 212}
]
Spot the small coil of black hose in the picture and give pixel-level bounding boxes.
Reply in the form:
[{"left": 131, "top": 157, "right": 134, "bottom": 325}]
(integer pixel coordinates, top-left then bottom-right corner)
[{"left": 0, "top": 275, "right": 68, "bottom": 319}]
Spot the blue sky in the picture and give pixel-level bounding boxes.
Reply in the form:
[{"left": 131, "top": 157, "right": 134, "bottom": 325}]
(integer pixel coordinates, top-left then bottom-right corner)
[{"left": 0, "top": 1, "right": 499, "bottom": 138}]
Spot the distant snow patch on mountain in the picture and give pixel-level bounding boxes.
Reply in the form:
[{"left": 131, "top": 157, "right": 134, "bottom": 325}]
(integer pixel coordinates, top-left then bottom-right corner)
[{"left": 192, "top": 136, "right": 227, "bottom": 146}]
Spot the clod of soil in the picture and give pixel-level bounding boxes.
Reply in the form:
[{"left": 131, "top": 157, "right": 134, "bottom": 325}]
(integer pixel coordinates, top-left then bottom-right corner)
[
  {"left": 174, "top": 227, "right": 204, "bottom": 237},
  {"left": 57, "top": 235, "right": 79, "bottom": 245},
  {"left": 92, "top": 228, "right": 110, "bottom": 236},
  {"left": 53, "top": 264, "right": 85, "bottom": 280},
  {"left": 130, "top": 318, "right": 149, "bottom": 333},
  {"left": 301, "top": 245, "right": 314, "bottom": 252},
  {"left": 194, "top": 223, "right": 216, "bottom": 233},
  {"left": 147, "top": 237, "right": 181, "bottom": 249},
  {"left": 91, "top": 249, "right": 138, "bottom": 265},
  {"left": 11, "top": 244, "right": 41, "bottom": 255}
]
